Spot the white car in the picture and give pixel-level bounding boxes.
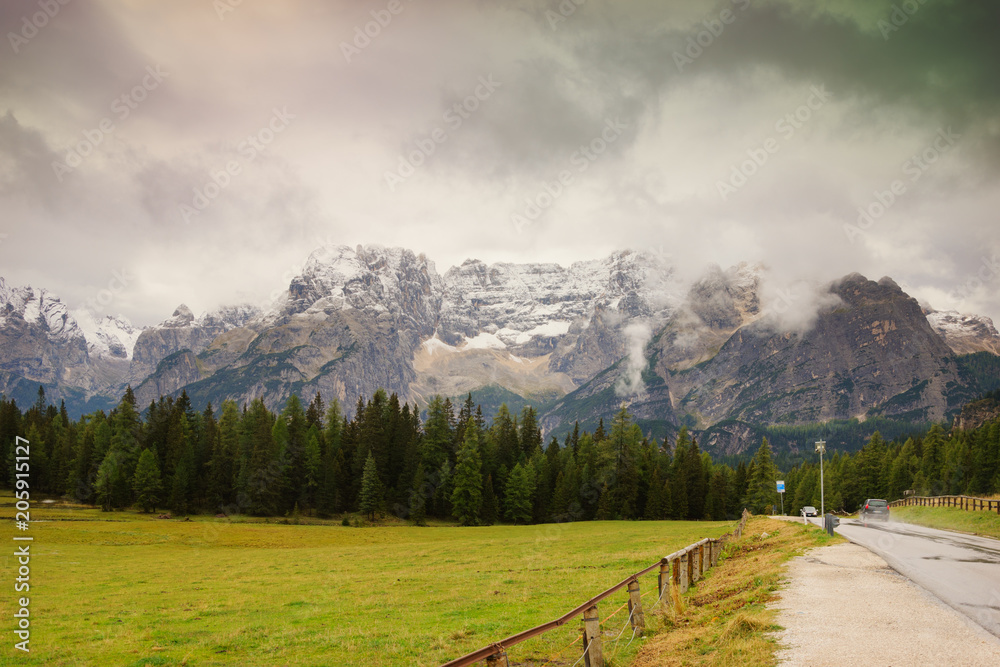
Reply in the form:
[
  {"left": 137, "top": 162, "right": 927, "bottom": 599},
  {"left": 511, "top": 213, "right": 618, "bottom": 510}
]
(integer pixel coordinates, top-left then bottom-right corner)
[{"left": 801, "top": 506, "right": 818, "bottom": 517}]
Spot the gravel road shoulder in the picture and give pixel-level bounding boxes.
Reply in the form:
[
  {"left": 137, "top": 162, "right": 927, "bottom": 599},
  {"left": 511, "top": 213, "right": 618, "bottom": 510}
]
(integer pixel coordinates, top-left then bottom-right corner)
[{"left": 771, "top": 540, "right": 1000, "bottom": 666}]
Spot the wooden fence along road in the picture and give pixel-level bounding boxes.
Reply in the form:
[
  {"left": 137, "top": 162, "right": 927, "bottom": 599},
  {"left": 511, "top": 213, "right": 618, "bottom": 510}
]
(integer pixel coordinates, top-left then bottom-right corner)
[
  {"left": 440, "top": 509, "right": 753, "bottom": 667},
  {"left": 889, "top": 495, "right": 1000, "bottom": 513}
]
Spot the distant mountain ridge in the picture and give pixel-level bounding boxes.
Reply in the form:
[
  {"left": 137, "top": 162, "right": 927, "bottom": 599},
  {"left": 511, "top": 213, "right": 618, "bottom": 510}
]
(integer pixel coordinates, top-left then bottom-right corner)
[{"left": 1, "top": 246, "right": 999, "bottom": 455}]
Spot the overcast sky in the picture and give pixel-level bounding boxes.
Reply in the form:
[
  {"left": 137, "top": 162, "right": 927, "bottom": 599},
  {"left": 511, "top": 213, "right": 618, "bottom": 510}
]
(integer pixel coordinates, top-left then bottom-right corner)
[{"left": 1, "top": 0, "right": 998, "bottom": 327}]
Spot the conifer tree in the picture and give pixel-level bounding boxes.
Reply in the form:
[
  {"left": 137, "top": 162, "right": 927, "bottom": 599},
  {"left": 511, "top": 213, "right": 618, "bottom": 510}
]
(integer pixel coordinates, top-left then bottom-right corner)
[
  {"left": 644, "top": 466, "right": 665, "bottom": 520},
  {"left": 305, "top": 392, "right": 325, "bottom": 430},
  {"left": 670, "top": 429, "right": 690, "bottom": 519},
  {"left": 319, "top": 399, "right": 344, "bottom": 515},
  {"left": 168, "top": 440, "right": 195, "bottom": 515},
  {"left": 110, "top": 387, "right": 143, "bottom": 505},
  {"left": 422, "top": 396, "right": 454, "bottom": 471},
  {"left": 731, "top": 460, "right": 748, "bottom": 515},
  {"left": 744, "top": 437, "right": 778, "bottom": 514},
  {"left": 95, "top": 450, "right": 125, "bottom": 511},
  {"left": 433, "top": 459, "right": 453, "bottom": 518},
  {"left": 303, "top": 427, "right": 322, "bottom": 510},
  {"left": 408, "top": 464, "right": 428, "bottom": 526},
  {"left": 606, "top": 407, "right": 640, "bottom": 519},
  {"left": 684, "top": 437, "right": 707, "bottom": 519},
  {"left": 359, "top": 452, "right": 383, "bottom": 521},
  {"left": 481, "top": 474, "right": 498, "bottom": 525},
  {"left": 211, "top": 400, "right": 240, "bottom": 510},
  {"left": 550, "top": 453, "right": 580, "bottom": 521},
  {"left": 68, "top": 418, "right": 96, "bottom": 503},
  {"left": 491, "top": 404, "right": 520, "bottom": 472},
  {"left": 133, "top": 448, "right": 162, "bottom": 513},
  {"left": 244, "top": 398, "right": 279, "bottom": 515},
  {"left": 519, "top": 406, "right": 542, "bottom": 458},
  {"left": 277, "top": 394, "right": 309, "bottom": 513},
  {"left": 451, "top": 419, "right": 484, "bottom": 526},
  {"left": 593, "top": 418, "right": 606, "bottom": 444},
  {"left": 920, "top": 424, "right": 946, "bottom": 491},
  {"left": 504, "top": 462, "right": 534, "bottom": 524},
  {"left": 704, "top": 467, "right": 730, "bottom": 520}
]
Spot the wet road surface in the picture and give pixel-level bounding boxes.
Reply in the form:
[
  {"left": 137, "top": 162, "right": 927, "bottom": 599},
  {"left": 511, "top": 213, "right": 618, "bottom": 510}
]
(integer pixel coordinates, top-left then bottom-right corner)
[{"left": 807, "top": 516, "right": 1000, "bottom": 638}]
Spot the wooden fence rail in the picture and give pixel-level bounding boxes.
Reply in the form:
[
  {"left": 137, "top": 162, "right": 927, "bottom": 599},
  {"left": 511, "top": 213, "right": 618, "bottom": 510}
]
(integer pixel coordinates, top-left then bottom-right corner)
[
  {"left": 888, "top": 495, "right": 1000, "bottom": 514},
  {"left": 439, "top": 509, "right": 752, "bottom": 667}
]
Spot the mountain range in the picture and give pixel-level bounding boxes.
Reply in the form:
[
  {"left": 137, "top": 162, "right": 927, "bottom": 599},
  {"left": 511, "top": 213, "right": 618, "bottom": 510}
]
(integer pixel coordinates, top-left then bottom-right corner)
[{"left": 2, "top": 245, "right": 999, "bottom": 453}]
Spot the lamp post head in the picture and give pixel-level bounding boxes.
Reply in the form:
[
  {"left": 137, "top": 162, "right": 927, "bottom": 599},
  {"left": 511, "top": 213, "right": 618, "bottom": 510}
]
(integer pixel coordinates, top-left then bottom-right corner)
[{"left": 815, "top": 439, "right": 826, "bottom": 454}]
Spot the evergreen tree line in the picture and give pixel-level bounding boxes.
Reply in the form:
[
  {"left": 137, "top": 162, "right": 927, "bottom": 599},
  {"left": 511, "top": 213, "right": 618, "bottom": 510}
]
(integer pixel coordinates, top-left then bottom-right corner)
[
  {"left": 12, "top": 384, "right": 994, "bottom": 522},
  {"left": 781, "top": 420, "right": 1000, "bottom": 515},
  {"left": 0, "top": 386, "right": 790, "bottom": 522}
]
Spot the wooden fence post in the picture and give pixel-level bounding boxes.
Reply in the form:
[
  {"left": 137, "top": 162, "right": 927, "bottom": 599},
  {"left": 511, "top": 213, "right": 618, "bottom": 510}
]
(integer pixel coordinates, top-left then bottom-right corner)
[
  {"left": 627, "top": 579, "right": 645, "bottom": 635},
  {"left": 679, "top": 550, "right": 690, "bottom": 593},
  {"left": 582, "top": 604, "right": 603, "bottom": 667},
  {"left": 691, "top": 545, "right": 701, "bottom": 584},
  {"left": 659, "top": 559, "right": 671, "bottom": 607}
]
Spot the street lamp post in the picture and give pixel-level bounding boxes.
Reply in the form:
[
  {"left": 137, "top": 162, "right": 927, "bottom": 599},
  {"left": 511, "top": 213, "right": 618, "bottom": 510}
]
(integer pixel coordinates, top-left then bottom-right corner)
[{"left": 815, "top": 440, "right": 826, "bottom": 517}]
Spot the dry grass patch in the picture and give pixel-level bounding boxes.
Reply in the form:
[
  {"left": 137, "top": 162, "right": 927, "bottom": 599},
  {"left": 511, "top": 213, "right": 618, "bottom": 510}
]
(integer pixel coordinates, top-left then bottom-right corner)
[{"left": 631, "top": 517, "right": 842, "bottom": 667}]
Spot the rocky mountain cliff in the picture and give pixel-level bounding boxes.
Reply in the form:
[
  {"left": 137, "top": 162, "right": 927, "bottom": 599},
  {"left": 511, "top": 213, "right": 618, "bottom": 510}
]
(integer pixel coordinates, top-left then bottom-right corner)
[
  {"left": 1, "top": 247, "right": 998, "bottom": 440},
  {"left": 129, "top": 303, "right": 260, "bottom": 403},
  {"left": 926, "top": 310, "right": 1000, "bottom": 355},
  {"left": 0, "top": 277, "right": 137, "bottom": 406},
  {"left": 139, "top": 245, "right": 685, "bottom": 412},
  {"left": 540, "top": 274, "right": 979, "bottom": 451}
]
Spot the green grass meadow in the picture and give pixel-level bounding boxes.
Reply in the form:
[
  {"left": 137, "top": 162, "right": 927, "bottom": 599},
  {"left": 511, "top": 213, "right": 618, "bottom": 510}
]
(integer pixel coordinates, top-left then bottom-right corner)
[
  {"left": 889, "top": 504, "right": 1000, "bottom": 540},
  {"left": 1, "top": 493, "right": 731, "bottom": 666}
]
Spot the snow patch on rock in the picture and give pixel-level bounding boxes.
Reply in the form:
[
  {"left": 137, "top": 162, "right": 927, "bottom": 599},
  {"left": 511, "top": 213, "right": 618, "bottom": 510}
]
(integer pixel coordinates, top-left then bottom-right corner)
[
  {"left": 462, "top": 332, "right": 506, "bottom": 350},
  {"left": 72, "top": 309, "right": 143, "bottom": 360}
]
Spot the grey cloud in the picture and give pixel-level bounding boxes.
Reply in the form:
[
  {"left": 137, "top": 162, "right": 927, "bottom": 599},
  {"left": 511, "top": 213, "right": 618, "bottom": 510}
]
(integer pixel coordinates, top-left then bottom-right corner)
[{"left": 0, "top": 111, "right": 60, "bottom": 200}]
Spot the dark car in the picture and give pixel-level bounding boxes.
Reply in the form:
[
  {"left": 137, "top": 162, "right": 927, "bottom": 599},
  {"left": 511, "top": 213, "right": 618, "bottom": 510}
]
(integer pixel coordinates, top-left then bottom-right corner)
[{"left": 858, "top": 499, "right": 889, "bottom": 524}]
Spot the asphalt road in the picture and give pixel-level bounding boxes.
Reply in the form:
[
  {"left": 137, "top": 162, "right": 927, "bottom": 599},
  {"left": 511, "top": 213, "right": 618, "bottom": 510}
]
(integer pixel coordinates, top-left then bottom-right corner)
[{"left": 803, "top": 515, "right": 1000, "bottom": 638}]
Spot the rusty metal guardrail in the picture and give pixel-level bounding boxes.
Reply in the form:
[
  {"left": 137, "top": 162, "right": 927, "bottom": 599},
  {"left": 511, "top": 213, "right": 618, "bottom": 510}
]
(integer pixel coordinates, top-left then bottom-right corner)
[
  {"left": 440, "top": 509, "right": 752, "bottom": 667},
  {"left": 888, "top": 494, "right": 1000, "bottom": 513}
]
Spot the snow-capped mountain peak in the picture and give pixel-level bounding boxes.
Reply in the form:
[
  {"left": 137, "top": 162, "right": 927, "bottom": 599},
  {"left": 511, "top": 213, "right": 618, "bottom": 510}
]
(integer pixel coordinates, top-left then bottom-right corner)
[
  {"left": 925, "top": 309, "right": 1000, "bottom": 355},
  {"left": 71, "top": 309, "right": 144, "bottom": 360},
  {"left": 162, "top": 304, "right": 196, "bottom": 328},
  {"left": 0, "top": 277, "right": 79, "bottom": 341}
]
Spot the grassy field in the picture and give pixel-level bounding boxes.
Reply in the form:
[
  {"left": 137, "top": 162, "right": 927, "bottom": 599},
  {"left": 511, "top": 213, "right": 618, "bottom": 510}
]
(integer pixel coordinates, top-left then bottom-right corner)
[
  {"left": 0, "top": 492, "right": 733, "bottom": 666},
  {"left": 889, "top": 505, "right": 1000, "bottom": 540}
]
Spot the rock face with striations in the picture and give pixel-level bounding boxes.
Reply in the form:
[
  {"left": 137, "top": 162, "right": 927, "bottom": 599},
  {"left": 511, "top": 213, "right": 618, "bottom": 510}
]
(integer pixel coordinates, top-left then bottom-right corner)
[
  {"left": 540, "top": 274, "right": 975, "bottom": 448},
  {"left": 669, "top": 275, "right": 967, "bottom": 425},
  {"left": 128, "top": 303, "right": 259, "bottom": 396},
  {"left": 0, "top": 278, "right": 90, "bottom": 393},
  {"left": 168, "top": 245, "right": 441, "bottom": 411}
]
